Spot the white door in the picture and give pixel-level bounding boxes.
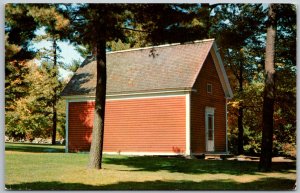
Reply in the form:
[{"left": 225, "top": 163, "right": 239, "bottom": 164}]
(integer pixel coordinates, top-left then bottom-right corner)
[{"left": 205, "top": 107, "right": 215, "bottom": 152}]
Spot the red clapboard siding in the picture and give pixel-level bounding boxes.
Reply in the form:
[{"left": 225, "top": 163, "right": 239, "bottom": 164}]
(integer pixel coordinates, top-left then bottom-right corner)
[
  {"left": 191, "top": 53, "right": 226, "bottom": 153},
  {"left": 68, "top": 102, "right": 94, "bottom": 152},
  {"left": 68, "top": 96, "right": 186, "bottom": 153}
]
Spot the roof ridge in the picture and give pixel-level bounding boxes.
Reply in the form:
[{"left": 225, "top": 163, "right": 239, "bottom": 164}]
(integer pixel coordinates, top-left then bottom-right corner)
[
  {"left": 61, "top": 38, "right": 223, "bottom": 97},
  {"left": 189, "top": 40, "right": 215, "bottom": 90},
  {"left": 107, "top": 38, "right": 215, "bottom": 55}
]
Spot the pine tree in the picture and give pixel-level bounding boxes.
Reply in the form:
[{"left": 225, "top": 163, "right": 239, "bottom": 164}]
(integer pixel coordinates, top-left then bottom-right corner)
[
  {"left": 27, "top": 4, "right": 70, "bottom": 144},
  {"left": 259, "top": 4, "right": 277, "bottom": 171},
  {"left": 5, "top": 4, "right": 38, "bottom": 112},
  {"left": 5, "top": 4, "right": 39, "bottom": 139},
  {"left": 66, "top": 4, "right": 130, "bottom": 169},
  {"left": 210, "top": 4, "right": 266, "bottom": 154},
  {"left": 133, "top": 4, "right": 210, "bottom": 44}
]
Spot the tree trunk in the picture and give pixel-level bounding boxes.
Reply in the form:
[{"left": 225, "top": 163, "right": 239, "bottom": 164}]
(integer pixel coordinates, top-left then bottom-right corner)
[
  {"left": 237, "top": 62, "right": 244, "bottom": 155},
  {"left": 237, "top": 106, "right": 244, "bottom": 154},
  {"left": 52, "top": 105, "right": 57, "bottom": 145},
  {"left": 259, "top": 4, "right": 276, "bottom": 171},
  {"left": 202, "top": 4, "right": 211, "bottom": 38},
  {"left": 88, "top": 38, "right": 107, "bottom": 169},
  {"left": 51, "top": 38, "right": 57, "bottom": 145}
]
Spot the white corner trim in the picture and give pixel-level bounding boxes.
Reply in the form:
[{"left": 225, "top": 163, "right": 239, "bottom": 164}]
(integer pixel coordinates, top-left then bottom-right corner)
[
  {"left": 225, "top": 99, "right": 228, "bottom": 153},
  {"left": 210, "top": 43, "right": 234, "bottom": 99},
  {"left": 185, "top": 92, "right": 191, "bottom": 156},
  {"left": 65, "top": 100, "right": 69, "bottom": 153},
  {"left": 103, "top": 151, "right": 184, "bottom": 156}
]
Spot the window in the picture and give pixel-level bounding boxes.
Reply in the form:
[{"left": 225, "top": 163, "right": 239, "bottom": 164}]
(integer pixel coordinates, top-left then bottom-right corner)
[{"left": 207, "top": 83, "right": 212, "bottom": 94}]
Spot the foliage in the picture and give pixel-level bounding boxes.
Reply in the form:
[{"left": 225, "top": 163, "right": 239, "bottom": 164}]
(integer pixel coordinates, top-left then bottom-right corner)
[
  {"left": 5, "top": 4, "right": 37, "bottom": 55},
  {"left": 227, "top": 82, "right": 264, "bottom": 155},
  {"left": 272, "top": 4, "right": 296, "bottom": 157},
  {"left": 5, "top": 4, "right": 70, "bottom": 142},
  {"left": 66, "top": 4, "right": 134, "bottom": 169},
  {"left": 27, "top": 4, "right": 71, "bottom": 144},
  {"left": 216, "top": 4, "right": 296, "bottom": 157},
  {"left": 65, "top": 58, "right": 82, "bottom": 73},
  {"left": 65, "top": 3, "right": 219, "bottom": 169},
  {"left": 210, "top": 4, "right": 266, "bottom": 155},
  {"left": 5, "top": 4, "right": 38, "bottom": 112},
  {"left": 134, "top": 4, "right": 211, "bottom": 44},
  {"left": 56, "top": 99, "right": 66, "bottom": 139},
  {"left": 5, "top": 61, "right": 66, "bottom": 141},
  {"left": 4, "top": 3, "right": 296, "bottom": 160}
]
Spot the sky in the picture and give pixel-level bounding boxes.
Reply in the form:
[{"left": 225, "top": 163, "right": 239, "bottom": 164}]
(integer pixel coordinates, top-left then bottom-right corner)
[
  {"left": 32, "top": 28, "right": 84, "bottom": 79},
  {"left": 33, "top": 40, "right": 84, "bottom": 78}
]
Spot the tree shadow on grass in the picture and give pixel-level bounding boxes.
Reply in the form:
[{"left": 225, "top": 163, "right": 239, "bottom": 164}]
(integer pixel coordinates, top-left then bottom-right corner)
[
  {"left": 6, "top": 177, "right": 296, "bottom": 190},
  {"left": 103, "top": 156, "right": 296, "bottom": 175},
  {"left": 5, "top": 143, "right": 64, "bottom": 153}
]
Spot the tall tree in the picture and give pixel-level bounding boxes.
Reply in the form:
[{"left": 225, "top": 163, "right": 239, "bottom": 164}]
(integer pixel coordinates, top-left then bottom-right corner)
[
  {"left": 67, "top": 4, "right": 131, "bottom": 169},
  {"left": 211, "top": 4, "right": 264, "bottom": 154},
  {"left": 27, "top": 4, "right": 70, "bottom": 144},
  {"left": 211, "top": 4, "right": 265, "bottom": 155},
  {"left": 215, "top": 4, "right": 296, "bottom": 156},
  {"left": 259, "top": 4, "right": 277, "bottom": 171},
  {"left": 272, "top": 4, "right": 296, "bottom": 157},
  {"left": 5, "top": 4, "right": 39, "bottom": 139}
]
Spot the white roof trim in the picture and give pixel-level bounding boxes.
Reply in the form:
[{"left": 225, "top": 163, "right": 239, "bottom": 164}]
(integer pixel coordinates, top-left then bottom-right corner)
[
  {"left": 107, "top": 38, "right": 215, "bottom": 55},
  {"left": 62, "top": 89, "right": 191, "bottom": 101},
  {"left": 210, "top": 42, "right": 234, "bottom": 99}
]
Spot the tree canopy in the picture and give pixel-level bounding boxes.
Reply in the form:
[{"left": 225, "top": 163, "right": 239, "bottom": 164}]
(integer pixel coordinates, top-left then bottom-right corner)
[{"left": 5, "top": 3, "right": 296, "bottom": 171}]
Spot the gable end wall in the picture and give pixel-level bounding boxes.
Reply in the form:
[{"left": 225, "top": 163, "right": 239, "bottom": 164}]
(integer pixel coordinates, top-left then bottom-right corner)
[{"left": 191, "top": 53, "right": 226, "bottom": 153}]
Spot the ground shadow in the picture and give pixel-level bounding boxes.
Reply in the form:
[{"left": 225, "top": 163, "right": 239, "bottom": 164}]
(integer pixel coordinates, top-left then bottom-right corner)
[
  {"left": 5, "top": 143, "right": 64, "bottom": 153},
  {"left": 103, "top": 156, "right": 296, "bottom": 175},
  {"left": 6, "top": 143, "right": 295, "bottom": 175},
  {"left": 6, "top": 177, "right": 296, "bottom": 190}
]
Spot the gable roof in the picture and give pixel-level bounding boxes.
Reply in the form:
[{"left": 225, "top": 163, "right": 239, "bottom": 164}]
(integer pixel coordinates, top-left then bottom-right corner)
[{"left": 61, "top": 39, "right": 233, "bottom": 99}]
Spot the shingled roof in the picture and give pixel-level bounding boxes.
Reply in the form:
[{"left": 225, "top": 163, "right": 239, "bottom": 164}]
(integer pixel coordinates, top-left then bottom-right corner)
[{"left": 61, "top": 39, "right": 232, "bottom": 98}]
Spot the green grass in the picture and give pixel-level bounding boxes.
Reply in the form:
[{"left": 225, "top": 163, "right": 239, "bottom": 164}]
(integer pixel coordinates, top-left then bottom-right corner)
[
  {"left": 5, "top": 142, "right": 65, "bottom": 153},
  {"left": 5, "top": 143, "right": 296, "bottom": 190}
]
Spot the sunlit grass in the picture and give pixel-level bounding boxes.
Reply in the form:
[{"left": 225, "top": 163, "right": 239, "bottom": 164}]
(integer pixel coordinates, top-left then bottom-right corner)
[{"left": 5, "top": 143, "right": 296, "bottom": 190}]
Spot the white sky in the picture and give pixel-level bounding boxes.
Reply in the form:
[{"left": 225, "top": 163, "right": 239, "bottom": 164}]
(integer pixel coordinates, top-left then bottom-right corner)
[
  {"left": 33, "top": 40, "right": 84, "bottom": 78},
  {"left": 32, "top": 28, "right": 84, "bottom": 79}
]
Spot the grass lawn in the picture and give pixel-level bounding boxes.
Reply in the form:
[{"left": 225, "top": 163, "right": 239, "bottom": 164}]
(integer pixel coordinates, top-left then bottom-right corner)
[{"left": 5, "top": 143, "right": 296, "bottom": 190}]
